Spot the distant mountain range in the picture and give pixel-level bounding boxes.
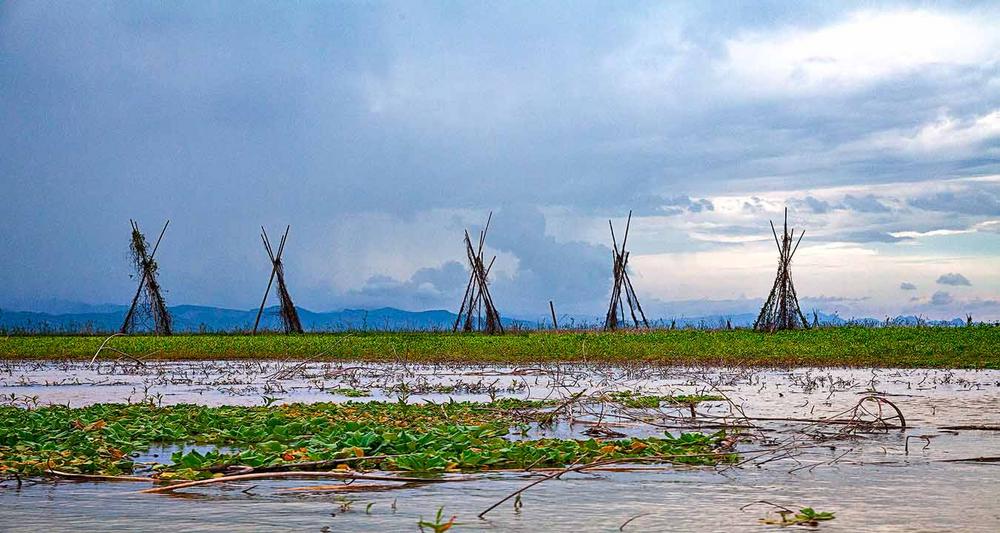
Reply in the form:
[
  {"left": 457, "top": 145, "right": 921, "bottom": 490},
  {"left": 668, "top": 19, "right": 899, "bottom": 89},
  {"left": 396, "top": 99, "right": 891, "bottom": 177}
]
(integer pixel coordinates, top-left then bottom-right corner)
[
  {"left": 0, "top": 305, "right": 482, "bottom": 333},
  {"left": 0, "top": 304, "right": 969, "bottom": 333}
]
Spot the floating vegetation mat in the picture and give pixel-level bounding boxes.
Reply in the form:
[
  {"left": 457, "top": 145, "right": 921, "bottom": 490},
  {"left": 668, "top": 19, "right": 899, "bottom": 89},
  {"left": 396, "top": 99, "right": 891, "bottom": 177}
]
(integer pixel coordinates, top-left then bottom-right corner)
[{"left": 0, "top": 399, "right": 735, "bottom": 481}]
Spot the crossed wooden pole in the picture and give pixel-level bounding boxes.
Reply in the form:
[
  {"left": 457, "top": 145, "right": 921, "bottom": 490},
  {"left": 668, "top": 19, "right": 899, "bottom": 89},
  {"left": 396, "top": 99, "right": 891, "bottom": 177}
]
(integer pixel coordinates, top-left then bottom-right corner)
[
  {"left": 604, "top": 211, "right": 649, "bottom": 331},
  {"left": 754, "top": 208, "right": 809, "bottom": 331},
  {"left": 120, "top": 219, "right": 171, "bottom": 335},
  {"left": 453, "top": 212, "right": 503, "bottom": 334},
  {"left": 253, "top": 225, "right": 303, "bottom": 334}
]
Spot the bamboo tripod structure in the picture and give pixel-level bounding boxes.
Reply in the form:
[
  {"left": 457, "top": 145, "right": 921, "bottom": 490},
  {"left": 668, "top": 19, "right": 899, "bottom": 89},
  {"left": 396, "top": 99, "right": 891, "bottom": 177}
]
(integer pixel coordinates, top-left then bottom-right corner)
[
  {"left": 120, "top": 220, "right": 172, "bottom": 335},
  {"left": 253, "top": 225, "right": 304, "bottom": 334},
  {"left": 604, "top": 211, "right": 649, "bottom": 331},
  {"left": 754, "top": 208, "right": 809, "bottom": 332},
  {"left": 453, "top": 212, "right": 503, "bottom": 334}
]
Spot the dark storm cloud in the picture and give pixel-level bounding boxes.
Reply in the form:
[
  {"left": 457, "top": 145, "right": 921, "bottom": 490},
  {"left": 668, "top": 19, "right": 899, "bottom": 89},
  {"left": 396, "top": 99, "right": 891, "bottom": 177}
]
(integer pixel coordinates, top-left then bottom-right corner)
[
  {"left": 741, "top": 197, "right": 768, "bottom": 214},
  {"left": 937, "top": 273, "right": 972, "bottom": 286},
  {"left": 800, "top": 196, "right": 833, "bottom": 214},
  {"left": 930, "top": 291, "right": 954, "bottom": 306},
  {"left": 337, "top": 205, "right": 614, "bottom": 314},
  {"left": 487, "top": 205, "right": 613, "bottom": 314},
  {"left": 841, "top": 194, "right": 891, "bottom": 213},
  {"left": 909, "top": 189, "right": 1000, "bottom": 216},
  {"left": 347, "top": 261, "right": 468, "bottom": 311},
  {"left": 1, "top": 2, "right": 998, "bottom": 313},
  {"left": 652, "top": 196, "right": 715, "bottom": 216},
  {"left": 581, "top": 194, "right": 716, "bottom": 218}
]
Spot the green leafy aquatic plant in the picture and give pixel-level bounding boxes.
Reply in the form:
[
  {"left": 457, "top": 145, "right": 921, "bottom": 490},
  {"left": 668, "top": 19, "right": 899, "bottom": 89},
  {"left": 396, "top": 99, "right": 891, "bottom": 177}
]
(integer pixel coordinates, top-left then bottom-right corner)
[
  {"left": 758, "top": 506, "right": 835, "bottom": 527},
  {"left": 418, "top": 506, "right": 457, "bottom": 533},
  {"left": 0, "top": 401, "right": 736, "bottom": 480},
  {"left": 608, "top": 391, "right": 724, "bottom": 408},
  {"left": 329, "top": 387, "right": 371, "bottom": 398}
]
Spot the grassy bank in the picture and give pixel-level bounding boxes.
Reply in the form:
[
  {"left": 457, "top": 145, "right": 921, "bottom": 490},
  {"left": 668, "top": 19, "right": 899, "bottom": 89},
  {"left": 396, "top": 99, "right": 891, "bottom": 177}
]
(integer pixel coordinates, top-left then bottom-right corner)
[{"left": 2, "top": 327, "right": 998, "bottom": 367}]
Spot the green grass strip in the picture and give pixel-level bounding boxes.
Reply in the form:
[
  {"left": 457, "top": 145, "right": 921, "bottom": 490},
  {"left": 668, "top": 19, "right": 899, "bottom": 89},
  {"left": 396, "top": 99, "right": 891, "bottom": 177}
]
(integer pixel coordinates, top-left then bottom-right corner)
[{"left": 1, "top": 327, "right": 998, "bottom": 368}]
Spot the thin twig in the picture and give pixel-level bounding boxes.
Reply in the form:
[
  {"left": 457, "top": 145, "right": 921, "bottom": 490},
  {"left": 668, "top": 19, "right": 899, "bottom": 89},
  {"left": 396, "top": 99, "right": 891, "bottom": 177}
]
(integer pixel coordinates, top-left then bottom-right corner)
[{"left": 89, "top": 333, "right": 125, "bottom": 367}]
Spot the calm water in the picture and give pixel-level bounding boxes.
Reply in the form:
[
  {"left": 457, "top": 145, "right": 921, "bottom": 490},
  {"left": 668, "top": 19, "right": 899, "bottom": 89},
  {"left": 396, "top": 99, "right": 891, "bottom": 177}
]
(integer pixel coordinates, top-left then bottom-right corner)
[{"left": 2, "top": 360, "right": 999, "bottom": 531}]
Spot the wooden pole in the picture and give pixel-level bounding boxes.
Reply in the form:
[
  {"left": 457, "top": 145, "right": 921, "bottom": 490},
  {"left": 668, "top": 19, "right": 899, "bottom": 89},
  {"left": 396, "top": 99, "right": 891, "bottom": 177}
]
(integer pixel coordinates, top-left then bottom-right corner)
[
  {"left": 120, "top": 220, "right": 169, "bottom": 334},
  {"left": 455, "top": 213, "right": 502, "bottom": 334},
  {"left": 253, "top": 228, "right": 278, "bottom": 335}
]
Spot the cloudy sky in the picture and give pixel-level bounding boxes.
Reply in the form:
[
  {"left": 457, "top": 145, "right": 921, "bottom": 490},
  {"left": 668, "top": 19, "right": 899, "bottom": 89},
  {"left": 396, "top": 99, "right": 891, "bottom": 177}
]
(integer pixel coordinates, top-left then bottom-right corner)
[{"left": 2, "top": 1, "right": 998, "bottom": 320}]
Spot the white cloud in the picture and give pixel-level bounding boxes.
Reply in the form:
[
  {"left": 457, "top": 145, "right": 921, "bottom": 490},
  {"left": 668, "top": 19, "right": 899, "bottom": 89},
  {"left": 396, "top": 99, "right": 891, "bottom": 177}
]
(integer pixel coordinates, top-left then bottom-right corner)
[
  {"left": 845, "top": 110, "right": 1000, "bottom": 157},
  {"left": 554, "top": 173, "right": 1000, "bottom": 318},
  {"left": 720, "top": 9, "right": 1000, "bottom": 95},
  {"left": 628, "top": 239, "right": 1000, "bottom": 319},
  {"left": 975, "top": 220, "right": 1000, "bottom": 233},
  {"left": 890, "top": 228, "right": 974, "bottom": 239}
]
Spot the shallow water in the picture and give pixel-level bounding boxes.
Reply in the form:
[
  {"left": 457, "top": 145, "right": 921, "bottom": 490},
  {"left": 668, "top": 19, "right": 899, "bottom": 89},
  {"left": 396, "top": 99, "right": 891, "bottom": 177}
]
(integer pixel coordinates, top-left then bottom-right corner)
[{"left": 2, "top": 360, "right": 999, "bottom": 531}]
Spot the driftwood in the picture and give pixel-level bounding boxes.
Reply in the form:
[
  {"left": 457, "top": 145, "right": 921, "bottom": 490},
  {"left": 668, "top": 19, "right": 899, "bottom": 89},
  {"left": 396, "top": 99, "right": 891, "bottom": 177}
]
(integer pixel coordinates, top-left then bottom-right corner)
[
  {"left": 233, "top": 454, "right": 399, "bottom": 473},
  {"left": 47, "top": 469, "right": 156, "bottom": 483},
  {"left": 275, "top": 483, "right": 411, "bottom": 493},
  {"left": 140, "top": 471, "right": 470, "bottom": 494}
]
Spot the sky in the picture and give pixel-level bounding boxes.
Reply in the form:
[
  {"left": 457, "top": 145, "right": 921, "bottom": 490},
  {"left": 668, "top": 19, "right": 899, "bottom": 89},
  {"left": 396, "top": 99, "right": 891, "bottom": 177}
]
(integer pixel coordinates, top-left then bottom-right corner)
[{"left": 1, "top": 1, "right": 999, "bottom": 321}]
